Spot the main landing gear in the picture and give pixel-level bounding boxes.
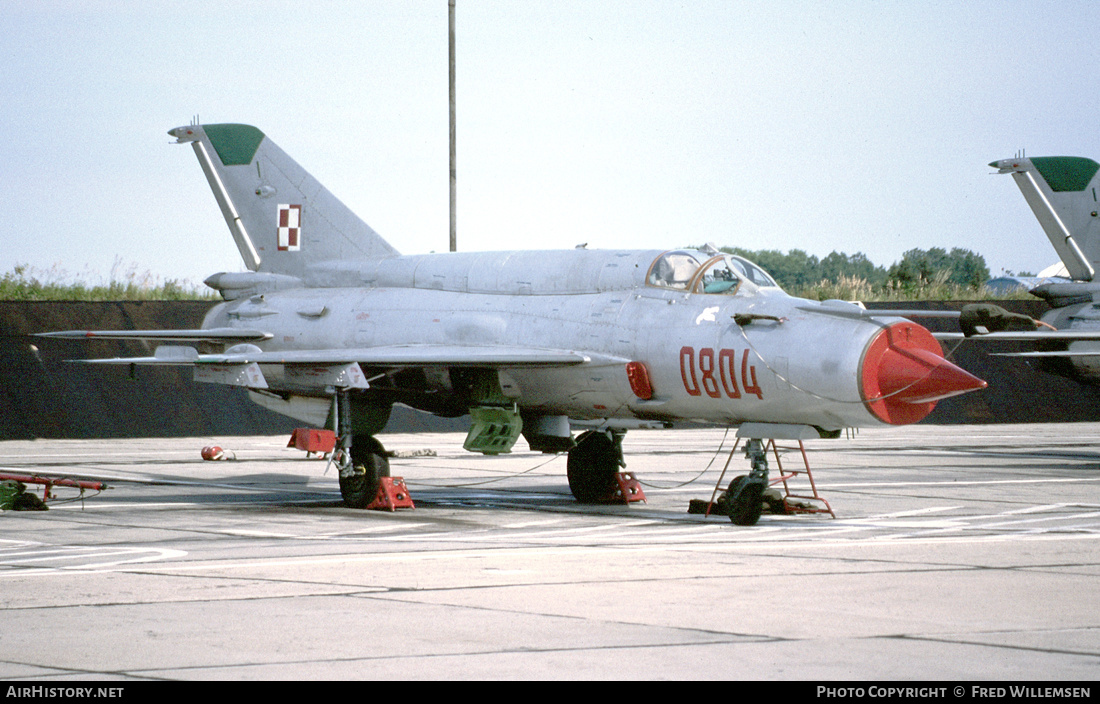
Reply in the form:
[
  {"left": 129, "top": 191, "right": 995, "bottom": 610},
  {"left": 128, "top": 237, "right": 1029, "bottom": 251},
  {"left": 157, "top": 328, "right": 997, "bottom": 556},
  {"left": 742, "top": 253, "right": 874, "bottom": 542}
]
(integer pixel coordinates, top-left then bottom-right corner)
[
  {"left": 331, "top": 389, "right": 391, "bottom": 508},
  {"left": 566, "top": 430, "right": 626, "bottom": 503},
  {"left": 337, "top": 434, "right": 391, "bottom": 508}
]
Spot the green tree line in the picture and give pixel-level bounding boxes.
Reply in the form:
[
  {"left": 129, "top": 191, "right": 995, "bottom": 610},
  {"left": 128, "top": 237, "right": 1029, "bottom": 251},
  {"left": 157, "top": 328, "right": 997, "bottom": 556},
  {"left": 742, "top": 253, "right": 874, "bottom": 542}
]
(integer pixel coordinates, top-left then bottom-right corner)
[{"left": 719, "top": 246, "right": 1015, "bottom": 301}]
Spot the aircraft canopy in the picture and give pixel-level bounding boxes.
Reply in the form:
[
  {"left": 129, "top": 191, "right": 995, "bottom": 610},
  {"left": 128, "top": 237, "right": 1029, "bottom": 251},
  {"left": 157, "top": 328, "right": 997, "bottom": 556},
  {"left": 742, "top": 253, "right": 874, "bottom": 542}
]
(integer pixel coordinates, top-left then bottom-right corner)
[{"left": 645, "top": 250, "right": 779, "bottom": 294}]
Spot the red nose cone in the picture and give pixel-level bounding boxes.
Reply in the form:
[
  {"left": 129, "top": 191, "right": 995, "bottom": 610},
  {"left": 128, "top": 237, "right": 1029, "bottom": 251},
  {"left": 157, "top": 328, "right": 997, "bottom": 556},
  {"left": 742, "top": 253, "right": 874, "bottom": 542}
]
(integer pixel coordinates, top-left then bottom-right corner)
[{"left": 862, "top": 321, "right": 987, "bottom": 425}]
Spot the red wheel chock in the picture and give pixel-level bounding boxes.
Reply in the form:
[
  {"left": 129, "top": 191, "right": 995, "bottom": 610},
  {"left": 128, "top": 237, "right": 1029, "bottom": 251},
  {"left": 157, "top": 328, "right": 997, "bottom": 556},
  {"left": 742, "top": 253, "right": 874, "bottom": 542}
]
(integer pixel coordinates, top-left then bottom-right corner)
[
  {"left": 288, "top": 428, "right": 337, "bottom": 458},
  {"left": 367, "top": 477, "right": 416, "bottom": 511},
  {"left": 598, "top": 472, "right": 646, "bottom": 504}
]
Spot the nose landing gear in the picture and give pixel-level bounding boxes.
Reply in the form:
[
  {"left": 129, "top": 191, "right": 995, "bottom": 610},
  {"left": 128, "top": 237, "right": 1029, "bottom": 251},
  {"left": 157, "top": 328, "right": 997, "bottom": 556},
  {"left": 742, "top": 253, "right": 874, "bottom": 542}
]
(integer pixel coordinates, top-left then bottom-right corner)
[
  {"left": 702, "top": 423, "right": 837, "bottom": 526},
  {"left": 725, "top": 439, "right": 769, "bottom": 526}
]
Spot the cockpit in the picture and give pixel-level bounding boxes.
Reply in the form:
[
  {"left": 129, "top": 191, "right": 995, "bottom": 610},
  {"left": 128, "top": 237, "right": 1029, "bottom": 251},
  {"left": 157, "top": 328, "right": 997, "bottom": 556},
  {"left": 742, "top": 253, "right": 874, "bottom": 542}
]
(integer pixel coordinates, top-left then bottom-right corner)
[{"left": 645, "top": 249, "right": 779, "bottom": 294}]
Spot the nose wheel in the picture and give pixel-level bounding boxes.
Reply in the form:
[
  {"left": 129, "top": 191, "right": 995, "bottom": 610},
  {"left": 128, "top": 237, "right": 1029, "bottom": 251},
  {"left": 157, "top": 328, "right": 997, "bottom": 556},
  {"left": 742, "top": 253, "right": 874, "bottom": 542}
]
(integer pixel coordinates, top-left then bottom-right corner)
[
  {"left": 725, "top": 475, "right": 765, "bottom": 525},
  {"left": 724, "top": 438, "right": 768, "bottom": 525},
  {"left": 698, "top": 426, "right": 837, "bottom": 524}
]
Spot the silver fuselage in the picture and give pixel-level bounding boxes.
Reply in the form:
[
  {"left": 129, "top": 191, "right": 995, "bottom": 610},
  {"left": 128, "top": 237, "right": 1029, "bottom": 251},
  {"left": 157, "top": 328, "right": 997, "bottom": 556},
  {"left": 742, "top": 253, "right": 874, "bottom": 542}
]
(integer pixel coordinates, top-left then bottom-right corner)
[{"left": 202, "top": 248, "right": 894, "bottom": 431}]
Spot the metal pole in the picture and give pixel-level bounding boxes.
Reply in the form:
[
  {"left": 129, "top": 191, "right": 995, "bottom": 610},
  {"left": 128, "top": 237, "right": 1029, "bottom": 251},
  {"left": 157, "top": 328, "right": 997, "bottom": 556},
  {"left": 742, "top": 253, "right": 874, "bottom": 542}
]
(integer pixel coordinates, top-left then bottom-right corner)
[{"left": 449, "top": 0, "right": 457, "bottom": 252}]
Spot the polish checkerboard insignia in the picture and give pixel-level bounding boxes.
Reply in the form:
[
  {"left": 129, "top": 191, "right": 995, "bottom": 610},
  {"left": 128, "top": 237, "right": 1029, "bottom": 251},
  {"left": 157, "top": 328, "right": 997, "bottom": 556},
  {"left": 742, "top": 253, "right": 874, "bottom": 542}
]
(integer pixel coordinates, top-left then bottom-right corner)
[{"left": 277, "top": 204, "right": 302, "bottom": 251}]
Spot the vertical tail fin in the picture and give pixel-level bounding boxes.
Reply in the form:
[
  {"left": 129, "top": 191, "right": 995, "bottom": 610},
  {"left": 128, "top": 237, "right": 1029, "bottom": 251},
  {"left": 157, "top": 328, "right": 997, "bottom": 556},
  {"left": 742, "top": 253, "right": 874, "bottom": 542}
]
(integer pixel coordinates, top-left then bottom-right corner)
[
  {"left": 991, "top": 156, "right": 1100, "bottom": 281},
  {"left": 169, "top": 123, "right": 399, "bottom": 277}
]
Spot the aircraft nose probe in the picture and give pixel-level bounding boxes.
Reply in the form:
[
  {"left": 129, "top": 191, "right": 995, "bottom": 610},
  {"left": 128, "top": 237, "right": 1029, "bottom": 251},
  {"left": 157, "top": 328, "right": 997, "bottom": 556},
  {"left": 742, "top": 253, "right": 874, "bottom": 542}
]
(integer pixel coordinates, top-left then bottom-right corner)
[{"left": 862, "top": 320, "right": 987, "bottom": 425}]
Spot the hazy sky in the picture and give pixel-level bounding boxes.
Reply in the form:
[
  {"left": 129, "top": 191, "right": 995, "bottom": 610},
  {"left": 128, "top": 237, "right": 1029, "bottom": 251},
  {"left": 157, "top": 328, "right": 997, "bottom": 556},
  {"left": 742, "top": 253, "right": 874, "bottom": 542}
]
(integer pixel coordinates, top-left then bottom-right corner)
[{"left": 5, "top": 1, "right": 1100, "bottom": 289}]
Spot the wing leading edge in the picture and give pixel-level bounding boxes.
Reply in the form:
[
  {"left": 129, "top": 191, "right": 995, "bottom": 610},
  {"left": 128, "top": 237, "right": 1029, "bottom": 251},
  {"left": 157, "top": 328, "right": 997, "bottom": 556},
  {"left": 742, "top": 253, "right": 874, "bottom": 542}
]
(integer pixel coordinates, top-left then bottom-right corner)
[
  {"left": 70, "top": 344, "right": 598, "bottom": 368},
  {"left": 39, "top": 327, "right": 612, "bottom": 393}
]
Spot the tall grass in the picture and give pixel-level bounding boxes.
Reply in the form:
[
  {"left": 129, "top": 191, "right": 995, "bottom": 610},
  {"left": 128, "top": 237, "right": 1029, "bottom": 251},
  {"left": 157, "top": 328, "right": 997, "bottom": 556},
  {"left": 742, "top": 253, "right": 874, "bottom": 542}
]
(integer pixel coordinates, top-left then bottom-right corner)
[
  {"left": 0, "top": 261, "right": 216, "bottom": 301},
  {"left": 0, "top": 262, "right": 1037, "bottom": 302}
]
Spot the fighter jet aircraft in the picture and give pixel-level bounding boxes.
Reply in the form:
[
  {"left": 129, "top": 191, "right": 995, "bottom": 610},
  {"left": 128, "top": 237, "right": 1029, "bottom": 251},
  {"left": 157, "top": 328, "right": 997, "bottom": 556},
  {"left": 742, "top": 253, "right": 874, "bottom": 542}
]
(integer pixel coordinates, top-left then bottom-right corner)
[
  {"left": 960, "top": 155, "right": 1100, "bottom": 382},
  {"left": 40, "top": 122, "right": 988, "bottom": 525}
]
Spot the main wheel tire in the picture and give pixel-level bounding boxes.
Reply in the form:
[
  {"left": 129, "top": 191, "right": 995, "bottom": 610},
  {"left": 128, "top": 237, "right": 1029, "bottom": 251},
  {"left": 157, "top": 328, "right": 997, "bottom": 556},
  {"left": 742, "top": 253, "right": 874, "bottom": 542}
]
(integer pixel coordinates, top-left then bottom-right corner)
[
  {"left": 339, "top": 435, "right": 391, "bottom": 508},
  {"left": 567, "top": 431, "right": 620, "bottom": 503},
  {"left": 727, "top": 475, "right": 764, "bottom": 526}
]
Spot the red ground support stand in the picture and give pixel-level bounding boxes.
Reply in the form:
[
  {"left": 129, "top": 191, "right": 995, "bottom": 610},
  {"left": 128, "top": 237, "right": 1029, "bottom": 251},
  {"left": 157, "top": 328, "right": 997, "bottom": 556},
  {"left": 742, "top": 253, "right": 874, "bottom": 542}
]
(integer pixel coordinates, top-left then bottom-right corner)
[
  {"left": 366, "top": 477, "right": 416, "bottom": 511},
  {"left": 701, "top": 433, "right": 835, "bottom": 519},
  {"left": 763, "top": 439, "right": 835, "bottom": 518},
  {"left": 0, "top": 473, "right": 108, "bottom": 502},
  {"left": 288, "top": 428, "right": 337, "bottom": 458},
  {"left": 597, "top": 472, "right": 647, "bottom": 505}
]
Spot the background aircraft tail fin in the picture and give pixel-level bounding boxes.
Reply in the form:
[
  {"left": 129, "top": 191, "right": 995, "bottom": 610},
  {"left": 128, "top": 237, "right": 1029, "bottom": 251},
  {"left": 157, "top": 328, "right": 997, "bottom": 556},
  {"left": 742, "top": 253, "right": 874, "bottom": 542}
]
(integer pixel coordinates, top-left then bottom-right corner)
[
  {"left": 169, "top": 123, "right": 399, "bottom": 277},
  {"left": 992, "top": 156, "right": 1100, "bottom": 281}
]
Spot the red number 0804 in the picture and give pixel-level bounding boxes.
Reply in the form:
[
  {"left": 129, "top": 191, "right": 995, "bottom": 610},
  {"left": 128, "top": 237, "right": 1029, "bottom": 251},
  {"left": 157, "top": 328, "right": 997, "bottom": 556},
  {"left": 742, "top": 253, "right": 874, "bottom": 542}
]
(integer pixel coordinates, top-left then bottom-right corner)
[{"left": 679, "top": 346, "right": 763, "bottom": 399}]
